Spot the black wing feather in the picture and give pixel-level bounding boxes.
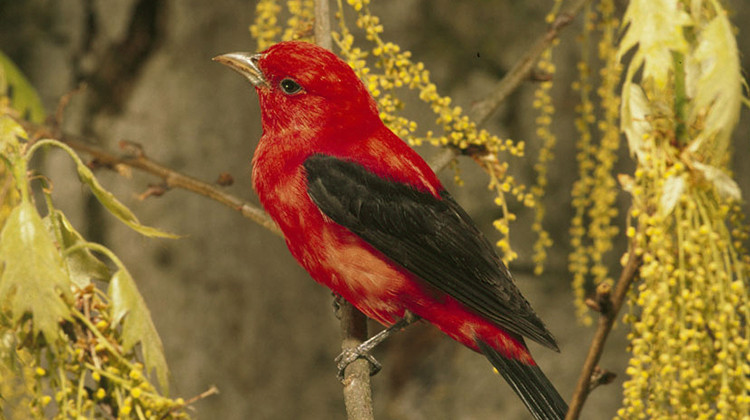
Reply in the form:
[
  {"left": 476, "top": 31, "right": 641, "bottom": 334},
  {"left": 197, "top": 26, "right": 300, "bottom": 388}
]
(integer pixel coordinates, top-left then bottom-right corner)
[
  {"left": 478, "top": 340, "right": 568, "bottom": 420},
  {"left": 303, "top": 154, "right": 558, "bottom": 350}
]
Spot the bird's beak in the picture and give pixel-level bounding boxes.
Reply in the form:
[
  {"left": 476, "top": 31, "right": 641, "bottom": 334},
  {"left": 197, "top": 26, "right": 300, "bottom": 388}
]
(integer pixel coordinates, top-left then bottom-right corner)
[{"left": 213, "top": 52, "right": 269, "bottom": 88}]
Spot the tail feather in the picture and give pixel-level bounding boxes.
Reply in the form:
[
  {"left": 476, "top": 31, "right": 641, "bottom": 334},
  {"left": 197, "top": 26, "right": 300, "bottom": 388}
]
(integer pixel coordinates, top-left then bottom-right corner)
[{"left": 477, "top": 340, "right": 568, "bottom": 420}]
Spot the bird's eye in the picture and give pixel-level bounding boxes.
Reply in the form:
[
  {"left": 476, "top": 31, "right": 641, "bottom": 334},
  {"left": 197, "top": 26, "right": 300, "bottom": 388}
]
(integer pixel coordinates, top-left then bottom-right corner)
[{"left": 280, "top": 78, "right": 302, "bottom": 95}]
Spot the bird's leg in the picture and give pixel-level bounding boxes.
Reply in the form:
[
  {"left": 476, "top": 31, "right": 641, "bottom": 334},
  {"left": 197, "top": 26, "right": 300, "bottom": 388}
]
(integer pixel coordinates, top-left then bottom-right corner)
[{"left": 336, "top": 311, "right": 420, "bottom": 380}]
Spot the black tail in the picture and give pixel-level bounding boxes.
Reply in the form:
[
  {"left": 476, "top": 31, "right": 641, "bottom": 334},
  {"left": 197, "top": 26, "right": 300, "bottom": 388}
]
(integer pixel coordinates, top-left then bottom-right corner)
[{"left": 477, "top": 340, "right": 568, "bottom": 420}]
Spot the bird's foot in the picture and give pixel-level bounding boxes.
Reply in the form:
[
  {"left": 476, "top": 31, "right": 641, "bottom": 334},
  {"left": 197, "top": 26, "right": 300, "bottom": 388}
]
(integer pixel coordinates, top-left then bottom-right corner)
[
  {"left": 335, "top": 347, "right": 382, "bottom": 380},
  {"left": 335, "top": 312, "right": 420, "bottom": 381}
]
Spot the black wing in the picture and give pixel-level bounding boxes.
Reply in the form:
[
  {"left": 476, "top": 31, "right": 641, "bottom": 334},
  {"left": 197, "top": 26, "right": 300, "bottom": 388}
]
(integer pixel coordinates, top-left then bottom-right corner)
[
  {"left": 478, "top": 340, "right": 568, "bottom": 420},
  {"left": 303, "top": 154, "right": 558, "bottom": 350}
]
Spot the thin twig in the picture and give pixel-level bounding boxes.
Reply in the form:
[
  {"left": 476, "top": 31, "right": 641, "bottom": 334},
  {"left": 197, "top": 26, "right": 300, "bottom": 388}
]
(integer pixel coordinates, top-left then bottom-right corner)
[
  {"left": 471, "top": 1, "right": 584, "bottom": 123},
  {"left": 429, "top": 0, "right": 591, "bottom": 173},
  {"left": 169, "top": 385, "right": 220, "bottom": 415},
  {"left": 565, "top": 250, "right": 642, "bottom": 420},
  {"left": 22, "top": 121, "right": 281, "bottom": 236}
]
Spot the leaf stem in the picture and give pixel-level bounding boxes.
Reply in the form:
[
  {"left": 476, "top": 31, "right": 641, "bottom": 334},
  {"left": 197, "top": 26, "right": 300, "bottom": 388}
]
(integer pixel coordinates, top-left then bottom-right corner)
[{"left": 672, "top": 51, "right": 688, "bottom": 146}]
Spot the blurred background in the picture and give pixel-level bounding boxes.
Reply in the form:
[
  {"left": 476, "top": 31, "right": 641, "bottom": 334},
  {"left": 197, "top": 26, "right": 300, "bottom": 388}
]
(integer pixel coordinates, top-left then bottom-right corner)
[{"left": 1, "top": 0, "right": 748, "bottom": 418}]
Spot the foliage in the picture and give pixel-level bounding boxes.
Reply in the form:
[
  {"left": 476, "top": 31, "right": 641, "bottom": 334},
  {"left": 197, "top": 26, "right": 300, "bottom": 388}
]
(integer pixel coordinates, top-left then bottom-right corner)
[
  {"left": 615, "top": 0, "right": 749, "bottom": 418},
  {"left": 0, "top": 50, "right": 45, "bottom": 124},
  {"left": 0, "top": 56, "right": 190, "bottom": 419}
]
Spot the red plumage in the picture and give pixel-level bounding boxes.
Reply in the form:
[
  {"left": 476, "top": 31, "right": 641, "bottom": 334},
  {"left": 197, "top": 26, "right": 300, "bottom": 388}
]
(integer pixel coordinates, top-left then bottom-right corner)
[{"left": 215, "top": 41, "right": 567, "bottom": 419}]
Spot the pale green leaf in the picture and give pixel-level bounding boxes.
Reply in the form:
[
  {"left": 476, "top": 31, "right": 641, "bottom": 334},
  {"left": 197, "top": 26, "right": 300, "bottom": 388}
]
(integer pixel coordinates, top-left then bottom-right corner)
[
  {"left": 618, "top": 0, "right": 691, "bottom": 88},
  {"left": 27, "top": 139, "right": 179, "bottom": 239},
  {"left": 108, "top": 269, "right": 169, "bottom": 392},
  {"left": 659, "top": 174, "right": 686, "bottom": 217},
  {"left": 618, "top": 174, "right": 635, "bottom": 195},
  {"left": 685, "top": 12, "right": 742, "bottom": 161},
  {"left": 0, "top": 201, "right": 72, "bottom": 345},
  {"left": 44, "top": 210, "right": 110, "bottom": 288},
  {"left": 0, "top": 117, "right": 25, "bottom": 223},
  {"left": 0, "top": 329, "right": 17, "bottom": 365},
  {"left": 0, "top": 51, "right": 46, "bottom": 123},
  {"left": 0, "top": 115, "right": 26, "bottom": 157},
  {"left": 75, "top": 159, "right": 179, "bottom": 239},
  {"left": 621, "top": 84, "right": 653, "bottom": 164},
  {"left": 693, "top": 162, "right": 741, "bottom": 201}
]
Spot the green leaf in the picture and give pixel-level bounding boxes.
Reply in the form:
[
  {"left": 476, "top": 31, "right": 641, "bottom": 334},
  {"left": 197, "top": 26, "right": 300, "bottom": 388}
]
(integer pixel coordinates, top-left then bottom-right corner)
[
  {"left": 0, "top": 201, "right": 72, "bottom": 345},
  {"left": 0, "top": 115, "right": 26, "bottom": 157},
  {"left": 108, "top": 269, "right": 169, "bottom": 392},
  {"left": 26, "top": 139, "right": 179, "bottom": 239},
  {"left": 0, "top": 51, "right": 46, "bottom": 123},
  {"left": 621, "top": 84, "right": 653, "bottom": 164},
  {"left": 618, "top": 0, "right": 691, "bottom": 89},
  {"left": 75, "top": 161, "right": 178, "bottom": 238},
  {"left": 659, "top": 174, "right": 686, "bottom": 218},
  {"left": 0, "top": 117, "right": 25, "bottom": 225},
  {"left": 44, "top": 210, "right": 110, "bottom": 288},
  {"left": 0, "top": 329, "right": 17, "bottom": 367},
  {"left": 686, "top": 12, "right": 742, "bottom": 161},
  {"left": 693, "top": 162, "right": 742, "bottom": 201}
]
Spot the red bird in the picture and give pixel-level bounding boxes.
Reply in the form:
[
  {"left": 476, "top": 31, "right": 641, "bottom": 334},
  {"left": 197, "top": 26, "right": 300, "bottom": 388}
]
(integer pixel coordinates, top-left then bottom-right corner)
[{"left": 215, "top": 41, "right": 567, "bottom": 420}]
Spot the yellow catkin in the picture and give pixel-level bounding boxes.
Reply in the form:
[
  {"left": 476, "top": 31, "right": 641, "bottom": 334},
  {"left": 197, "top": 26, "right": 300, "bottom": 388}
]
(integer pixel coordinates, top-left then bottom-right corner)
[
  {"left": 586, "top": 0, "right": 621, "bottom": 299},
  {"left": 282, "top": 0, "right": 315, "bottom": 43},
  {"left": 568, "top": 4, "right": 596, "bottom": 324},
  {"left": 530, "top": 0, "right": 562, "bottom": 274},
  {"left": 617, "top": 1, "right": 749, "bottom": 418},
  {"left": 569, "top": 1, "right": 622, "bottom": 325},
  {"left": 249, "top": 0, "right": 283, "bottom": 51}
]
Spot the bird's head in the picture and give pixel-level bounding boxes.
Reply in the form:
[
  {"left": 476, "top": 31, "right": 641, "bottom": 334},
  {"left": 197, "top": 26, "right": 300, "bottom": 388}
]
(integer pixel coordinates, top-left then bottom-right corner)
[{"left": 214, "top": 41, "right": 380, "bottom": 135}]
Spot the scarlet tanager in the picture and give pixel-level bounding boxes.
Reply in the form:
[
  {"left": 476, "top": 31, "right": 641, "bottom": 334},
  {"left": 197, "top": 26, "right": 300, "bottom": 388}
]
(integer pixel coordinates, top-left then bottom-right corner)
[{"left": 215, "top": 41, "right": 568, "bottom": 420}]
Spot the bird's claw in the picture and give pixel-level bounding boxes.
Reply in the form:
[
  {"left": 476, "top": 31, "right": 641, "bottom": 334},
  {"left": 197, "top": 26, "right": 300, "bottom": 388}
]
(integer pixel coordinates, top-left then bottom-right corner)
[{"left": 335, "top": 348, "right": 382, "bottom": 380}]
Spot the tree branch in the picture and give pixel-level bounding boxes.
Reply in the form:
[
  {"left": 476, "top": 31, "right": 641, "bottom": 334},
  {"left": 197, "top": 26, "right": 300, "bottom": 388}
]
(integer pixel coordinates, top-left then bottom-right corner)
[
  {"left": 23, "top": 121, "right": 281, "bottom": 236},
  {"left": 429, "top": 0, "right": 591, "bottom": 172},
  {"left": 564, "top": 250, "right": 642, "bottom": 420},
  {"left": 471, "top": 0, "right": 587, "bottom": 124},
  {"left": 314, "top": 1, "right": 375, "bottom": 419}
]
